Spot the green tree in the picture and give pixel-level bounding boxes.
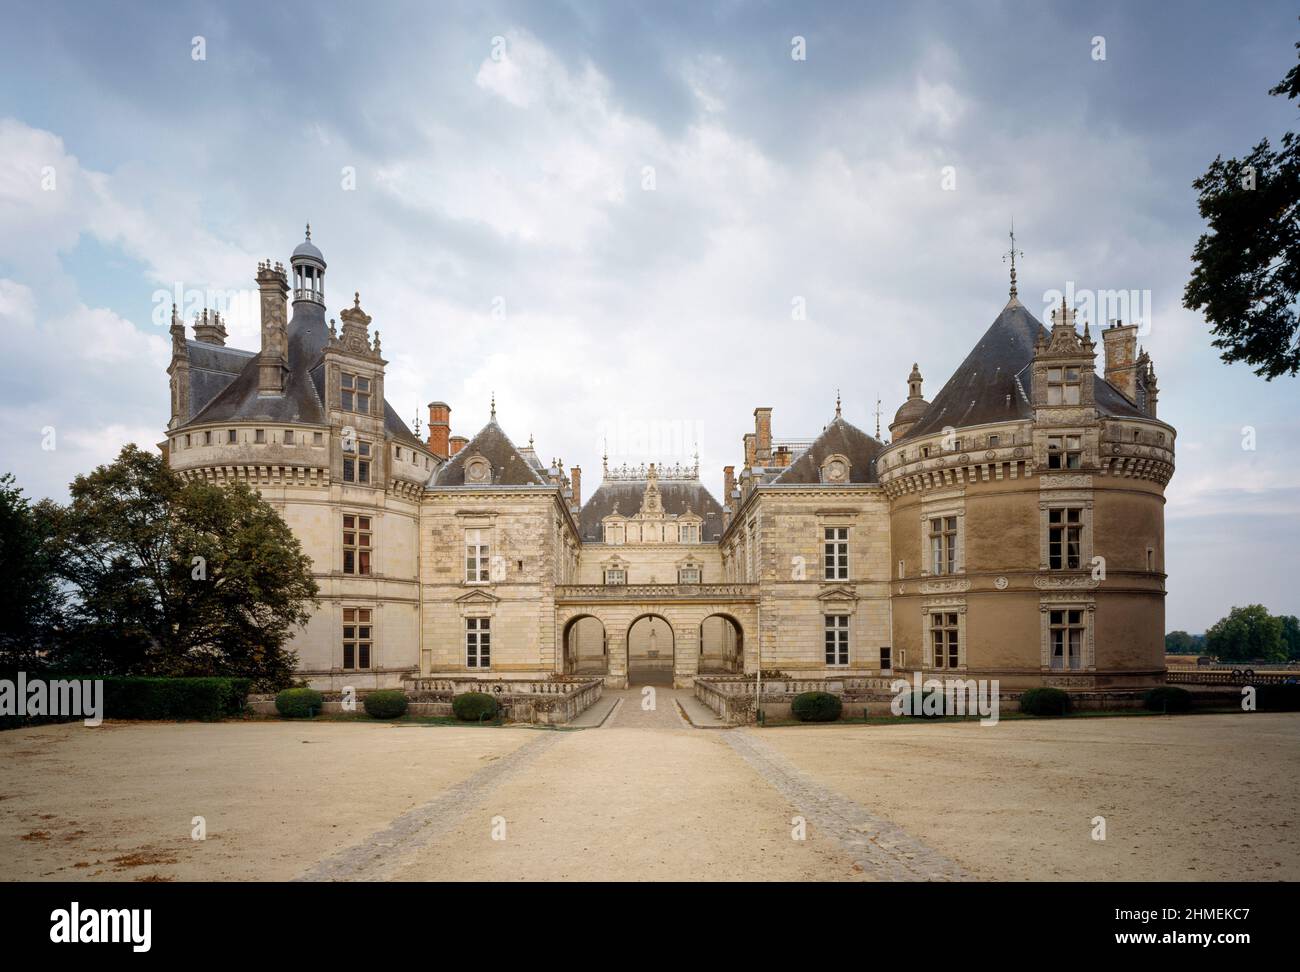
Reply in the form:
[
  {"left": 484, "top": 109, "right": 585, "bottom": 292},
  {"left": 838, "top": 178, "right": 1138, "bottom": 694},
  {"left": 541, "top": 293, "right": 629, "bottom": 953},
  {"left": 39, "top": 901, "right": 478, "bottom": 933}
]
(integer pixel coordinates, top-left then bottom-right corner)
[
  {"left": 0, "top": 473, "right": 64, "bottom": 670},
  {"left": 1184, "top": 32, "right": 1300, "bottom": 379},
  {"left": 50, "top": 444, "right": 317, "bottom": 688},
  {"left": 1204, "top": 604, "right": 1285, "bottom": 663},
  {"left": 1280, "top": 614, "right": 1300, "bottom": 661},
  {"left": 1164, "top": 630, "right": 1198, "bottom": 654}
]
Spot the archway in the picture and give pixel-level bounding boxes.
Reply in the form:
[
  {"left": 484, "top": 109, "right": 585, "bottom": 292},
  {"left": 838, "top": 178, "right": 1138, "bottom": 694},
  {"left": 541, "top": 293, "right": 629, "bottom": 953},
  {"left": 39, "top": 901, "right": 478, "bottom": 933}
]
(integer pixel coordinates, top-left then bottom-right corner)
[
  {"left": 563, "top": 615, "right": 607, "bottom": 675},
  {"left": 626, "top": 614, "right": 675, "bottom": 686},
  {"left": 699, "top": 614, "right": 744, "bottom": 674}
]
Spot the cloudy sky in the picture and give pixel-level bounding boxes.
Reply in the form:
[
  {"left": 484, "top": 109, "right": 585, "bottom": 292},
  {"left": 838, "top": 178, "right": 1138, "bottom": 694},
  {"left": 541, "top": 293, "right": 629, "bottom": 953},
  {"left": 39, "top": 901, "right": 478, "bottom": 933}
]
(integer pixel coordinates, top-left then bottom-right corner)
[{"left": 2, "top": 0, "right": 1297, "bottom": 632}]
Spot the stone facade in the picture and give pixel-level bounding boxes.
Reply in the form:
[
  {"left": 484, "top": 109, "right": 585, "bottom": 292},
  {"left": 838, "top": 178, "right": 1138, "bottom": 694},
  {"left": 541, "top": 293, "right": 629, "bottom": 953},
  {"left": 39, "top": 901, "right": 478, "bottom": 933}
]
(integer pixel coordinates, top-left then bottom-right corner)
[{"left": 163, "top": 229, "right": 1175, "bottom": 693}]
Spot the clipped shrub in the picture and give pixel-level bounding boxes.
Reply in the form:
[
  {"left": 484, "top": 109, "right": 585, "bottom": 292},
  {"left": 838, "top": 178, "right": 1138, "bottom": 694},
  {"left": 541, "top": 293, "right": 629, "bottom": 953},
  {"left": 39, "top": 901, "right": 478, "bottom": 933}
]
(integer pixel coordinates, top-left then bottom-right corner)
[
  {"left": 275, "top": 687, "right": 324, "bottom": 718},
  {"left": 1143, "top": 686, "right": 1193, "bottom": 713},
  {"left": 1255, "top": 683, "right": 1300, "bottom": 712},
  {"left": 791, "top": 691, "right": 842, "bottom": 722},
  {"left": 1019, "top": 687, "right": 1071, "bottom": 717},
  {"left": 102, "top": 676, "right": 250, "bottom": 721},
  {"left": 363, "top": 689, "right": 409, "bottom": 719},
  {"left": 452, "top": 691, "right": 499, "bottom": 722}
]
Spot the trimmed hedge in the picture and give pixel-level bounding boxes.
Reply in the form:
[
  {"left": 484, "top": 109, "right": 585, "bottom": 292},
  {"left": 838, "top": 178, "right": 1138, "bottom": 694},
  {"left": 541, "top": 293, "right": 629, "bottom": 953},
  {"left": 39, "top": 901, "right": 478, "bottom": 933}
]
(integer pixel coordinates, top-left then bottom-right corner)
[
  {"left": 1144, "top": 686, "right": 1193, "bottom": 713},
  {"left": 275, "top": 687, "right": 324, "bottom": 718},
  {"left": 1019, "top": 687, "right": 1071, "bottom": 717},
  {"left": 101, "top": 676, "right": 250, "bottom": 721},
  {"left": 452, "top": 691, "right": 499, "bottom": 722},
  {"left": 363, "top": 690, "right": 409, "bottom": 719},
  {"left": 791, "top": 691, "right": 842, "bottom": 722}
]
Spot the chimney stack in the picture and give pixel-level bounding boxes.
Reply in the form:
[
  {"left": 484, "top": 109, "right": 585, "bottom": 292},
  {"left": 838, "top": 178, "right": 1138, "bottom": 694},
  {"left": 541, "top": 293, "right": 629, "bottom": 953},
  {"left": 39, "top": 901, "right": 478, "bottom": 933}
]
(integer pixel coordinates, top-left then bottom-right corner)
[
  {"left": 743, "top": 433, "right": 757, "bottom": 469},
  {"left": 570, "top": 465, "right": 582, "bottom": 508},
  {"left": 427, "top": 401, "right": 451, "bottom": 457},
  {"left": 754, "top": 407, "right": 773, "bottom": 465},
  {"left": 723, "top": 465, "right": 735, "bottom": 504},
  {"left": 193, "top": 308, "right": 228, "bottom": 346},
  {"left": 449, "top": 435, "right": 469, "bottom": 456},
  {"left": 1102, "top": 321, "right": 1140, "bottom": 403},
  {"left": 256, "top": 260, "right": 289, "bottom": 396}
]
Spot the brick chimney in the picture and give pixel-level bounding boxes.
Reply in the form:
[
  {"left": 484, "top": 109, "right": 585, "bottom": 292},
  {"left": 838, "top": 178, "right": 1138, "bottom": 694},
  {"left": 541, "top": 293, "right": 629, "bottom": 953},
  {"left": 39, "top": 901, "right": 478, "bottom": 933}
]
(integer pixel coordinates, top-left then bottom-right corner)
[
  {"left": 427, "top": 401, "right": 450, "bottom": 457},
  {"left": 743, "top": 433, "right": 756, "bottom": 469},
  {"left": 570, "top": 465, "right": 582, "bottom": 507},
  {"left": 449, "top": 435, "right": 469, "bottom": 456},
  {"left": 193, "top": 308, "right": 228, "bottom": 346},
  {"left": 723, "top": 465, "right": 735, "bottom": 504},
  {"left": 256, "top": 260, "right": 289, "bottom": 396},
  {"left": 1102, "top": 321, "right": 1140, "bottom": 403},
  {"left": 754, "top": 407, "right": 773, "bottom": 465}
]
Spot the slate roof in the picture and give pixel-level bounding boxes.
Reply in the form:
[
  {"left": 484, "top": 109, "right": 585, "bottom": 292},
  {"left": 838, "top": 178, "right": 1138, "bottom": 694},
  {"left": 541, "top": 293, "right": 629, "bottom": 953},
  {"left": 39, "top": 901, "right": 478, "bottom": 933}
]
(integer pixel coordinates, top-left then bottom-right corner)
[
  {"left": 902, "top": 297, "right": 1147, "bottom": 440},
  {"left": 183, "top": 341, "right": 255, "bottom": 423},
  {"left": 770, "top": 415, "right": 884, "bottom": 485},
  {"left": 577, "top": 478, "right": 726, "bottom": 542},
  {"left": 427, "top": 419, "right": 550, "bottom": 487}
]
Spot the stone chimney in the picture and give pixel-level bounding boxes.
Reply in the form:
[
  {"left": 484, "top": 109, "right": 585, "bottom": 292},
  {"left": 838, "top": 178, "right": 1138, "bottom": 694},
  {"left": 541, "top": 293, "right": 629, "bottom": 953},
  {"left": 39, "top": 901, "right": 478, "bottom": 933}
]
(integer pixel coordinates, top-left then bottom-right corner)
[
  {"left": 193, "top": 308, "right": 228, "bottom": 346},
  {"left": 774, "top": 445, "right": 793, "bottom": 467},
  {"left": 570, "top": 465, "right": 582, "bottom": 508},
  {"left": 743, "top": 433, "right": 757, "bottom": 469},
  {"left": 257, "top": 260, "right": 290, "bottom": 396},
  {"left": 449, "top": 435, "right": 469, "bottom": 456},
  {"left": 1102, "top": 321, "right": 1140, "bottom": 403},
  {"left": 723, "top": 465, "right": 735, "bottom": 504},
  {"left": 427, "top": 401, "right": 451, "bottom": 457},
  {"left": 167, "top": 304, "right": 190, "bottom": 430},
  {"left": 754, "top": 407, "right": 773, "bottom": 465}
]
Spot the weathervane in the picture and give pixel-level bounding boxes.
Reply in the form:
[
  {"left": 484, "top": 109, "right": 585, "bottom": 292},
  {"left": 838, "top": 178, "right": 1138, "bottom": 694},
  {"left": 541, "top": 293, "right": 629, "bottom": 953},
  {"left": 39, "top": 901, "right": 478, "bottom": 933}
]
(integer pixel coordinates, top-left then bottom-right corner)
[{"left": 1003, "top": 220, "right": 1023, "bottom": 299}]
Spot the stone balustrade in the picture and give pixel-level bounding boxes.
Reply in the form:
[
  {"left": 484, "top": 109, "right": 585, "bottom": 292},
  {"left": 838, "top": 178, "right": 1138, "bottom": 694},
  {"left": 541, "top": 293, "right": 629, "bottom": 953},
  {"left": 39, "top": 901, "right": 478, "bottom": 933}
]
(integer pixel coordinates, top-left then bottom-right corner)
[{"left": 556, "top": 583, "right": 757, "bottom": 602}]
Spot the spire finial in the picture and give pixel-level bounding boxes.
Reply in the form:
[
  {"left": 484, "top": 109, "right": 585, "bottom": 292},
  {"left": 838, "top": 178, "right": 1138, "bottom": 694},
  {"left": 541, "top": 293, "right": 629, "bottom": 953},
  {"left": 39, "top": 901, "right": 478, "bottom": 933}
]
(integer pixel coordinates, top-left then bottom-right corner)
[
  {"left": 353, "top": 291, "right": 361, "bottom": 309},
  {"left": 603, "top": 437, "right": 609, "bottom": 475},
  {"left": 490, "top": 391, "right": 496, "bottom": 420},
  {"left": 835, "top": 388, "right": 842, "bottom": 418},
  {"left": 1003, "top": 220, "right": 1023, "bottom": 299},
  {"left": 874, "top": 394, "right": 883, "bottom": 439},
  {"left": 305, "top": 222, "right": 311, "bottom": 241}
]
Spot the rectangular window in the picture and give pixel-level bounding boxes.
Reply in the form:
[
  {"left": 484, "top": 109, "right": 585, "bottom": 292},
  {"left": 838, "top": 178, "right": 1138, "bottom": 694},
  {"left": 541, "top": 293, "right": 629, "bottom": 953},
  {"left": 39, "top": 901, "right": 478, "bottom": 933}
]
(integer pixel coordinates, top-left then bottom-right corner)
[
  {"left": 988, "top": 434, "right": 1000, "bottom": 448},
  {"left": 465, "top": 529, "right": 490, "bottom": 583},
  {"left": 929, "top": 516, "right": 957, "bottom": 575},
  {"left": 678, "top": 567, "right": 700, "bottom": 585},
  {"left": 184, "top": 434, "right": 191, "bottom": 448},
  {"left": 284, "top": 429, "right": 294, "bottom": 445},
  {"left": 1047, "top": 434, "right": 1082, "bottom": 469},
  {"left": 823, "top": 527, "right": 848, "bottom": 580},
  {"left": 227, "top": 429, "right": 237, "bottom": 444},
  {"left": 679, "top": 523, "right": 698, "bottom": 543},
  {"left": 255, "top": 428, "right": 265, "bottom": 444},
  {"left": 930, "top": 613, "right": 960, "bottom": 668},
  {"left": 343, "top": 440, "right": 371, "bottom": 484},
  {"left": 341, "top": 373, "right": 371, "bottom": 414},
  {"left": 1049, "top": 609, "right": 1085, "bottom": 670},
  {"left": 1046, "top": 366, "right": 1081, "bottom": 406},
  {"left": 604, "top": 568, "right": 626, "bottom": 585},
  {"left": 342, "top": 608, "right": 372, "bottom": 670},
  {"left": 880, "top": 646, "right": 892, "bottom": 670},
  {"left": 466, "top": 617, "right": 490, "bottom": 668},
  {"left": 203, "top": 430, "right": 212, "bottom": 446},
  {"left": 342, "top": 514, "right": 372, "bottom": 575},
  {"left": 314, "top": 432, "right": 324, "bottom": 446},
  {"left": 604, "top": 523, "right": 623, "bottom": 544},
  {"left": 824, "top": 615, "right": 849, "bottom": 666},
  {"left": 1048, "top": 508, "right": 1083, "bottom": 569}
]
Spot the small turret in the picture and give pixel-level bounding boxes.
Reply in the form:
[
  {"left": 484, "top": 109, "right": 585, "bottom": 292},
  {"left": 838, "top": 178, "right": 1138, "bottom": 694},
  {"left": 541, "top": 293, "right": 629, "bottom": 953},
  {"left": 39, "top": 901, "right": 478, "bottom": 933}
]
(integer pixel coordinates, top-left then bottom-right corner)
[{"left": 889, "top": 362, "right": 929, "bottom": 440}]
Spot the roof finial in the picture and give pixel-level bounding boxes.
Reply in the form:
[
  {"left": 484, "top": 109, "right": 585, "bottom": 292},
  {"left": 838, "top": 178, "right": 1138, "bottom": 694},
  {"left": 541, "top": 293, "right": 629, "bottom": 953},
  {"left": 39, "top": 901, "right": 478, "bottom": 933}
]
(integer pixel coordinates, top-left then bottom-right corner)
[
  {"left": 874, "top": 394, "right": 883, "bottom": 439},
  {"left": 603, "top": 437, "right": 609, "bottom": 475},
  {"left": 490, "top": 391, "right": 496, "bottom": 420},
  {"left": 305, "top": 222, "right": 311, "bottom": 241},
  {"left": 835, "top": 388, "right": 842, "bottom": 418},
  {"left": 1003, "top": 220, "right": 1023, "bottom": 300}
]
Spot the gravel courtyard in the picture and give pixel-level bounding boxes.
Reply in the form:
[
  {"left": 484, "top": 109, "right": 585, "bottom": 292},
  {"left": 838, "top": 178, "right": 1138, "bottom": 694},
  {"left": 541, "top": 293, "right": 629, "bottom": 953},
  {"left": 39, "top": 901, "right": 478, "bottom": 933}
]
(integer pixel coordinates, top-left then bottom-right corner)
[{"left": 1, "top": 692, "right": 1296, "bottom": 882}]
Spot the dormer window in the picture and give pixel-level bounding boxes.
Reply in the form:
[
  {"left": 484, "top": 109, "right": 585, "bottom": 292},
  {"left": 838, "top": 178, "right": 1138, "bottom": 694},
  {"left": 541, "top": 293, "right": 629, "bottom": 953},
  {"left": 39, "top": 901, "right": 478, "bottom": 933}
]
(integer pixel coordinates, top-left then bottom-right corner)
[
  {"left": 678, "top": 523, "right": 698, "bottom": 543},
  {"left": 343, "top": 439, "right": 371, "bottom": 483},
  {"left": 1047, "top": 435, "right": 1082, "bottom": 470},
  {"left": 341, "top": 373, "right": 370, "bottom": 414},
  {"left": 1047, "top": 366, "right": 1081, "bottom": 405}
]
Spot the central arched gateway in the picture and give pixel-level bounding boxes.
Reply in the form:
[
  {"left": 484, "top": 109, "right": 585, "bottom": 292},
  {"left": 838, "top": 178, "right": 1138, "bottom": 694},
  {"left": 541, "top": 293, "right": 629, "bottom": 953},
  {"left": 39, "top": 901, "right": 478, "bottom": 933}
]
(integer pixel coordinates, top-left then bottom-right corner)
[{"left": 626, "top": 614, "right": 675, "bottom": 686}]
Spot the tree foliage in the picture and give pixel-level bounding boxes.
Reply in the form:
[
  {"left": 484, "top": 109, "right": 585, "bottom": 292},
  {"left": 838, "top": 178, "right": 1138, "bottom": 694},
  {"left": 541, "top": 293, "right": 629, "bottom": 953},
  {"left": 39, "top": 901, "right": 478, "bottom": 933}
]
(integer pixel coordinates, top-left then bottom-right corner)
[
  {"left": 1184, "top": 32, "right": 1300, "bottom": 379},
  {"left": 0, "top": 473, "right": 64, "bottom": 669},
  {"left": 39, "top": 445, "right": 317, "bottom": 688},
  {"left": 1204, "top": 604, "right": 1286, "bottom": 664},
  {"left": 1164, "top": 630, "right": 1206, "bottom": 654}
]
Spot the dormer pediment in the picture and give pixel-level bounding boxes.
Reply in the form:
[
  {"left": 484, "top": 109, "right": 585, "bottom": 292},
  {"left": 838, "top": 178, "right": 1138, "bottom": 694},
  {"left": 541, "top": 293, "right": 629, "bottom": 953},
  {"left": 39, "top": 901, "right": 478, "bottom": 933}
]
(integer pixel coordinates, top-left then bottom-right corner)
[{"left": 455, "top": 588, "right": 500, "bottom": 606}]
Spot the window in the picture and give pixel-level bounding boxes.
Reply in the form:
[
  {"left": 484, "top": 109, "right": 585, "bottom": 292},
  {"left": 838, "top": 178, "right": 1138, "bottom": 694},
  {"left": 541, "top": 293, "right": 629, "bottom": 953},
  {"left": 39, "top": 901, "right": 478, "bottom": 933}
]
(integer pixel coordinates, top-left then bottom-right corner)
[
  {"left": 824, "top": 615, "right": 849, "bottom": 666},
  {"left": 1147, "top": 547, "right": 1154, "bottom": 572},
  {"left": 255, "top": 428, "right": 265, "bottom": 444},
  {"left": 184, "top": 434, "right": 191, "bottom": 448},
  {"left": 929, "top": 516, "right": 957, "bottom": 575},
  {"left": 921, "top": 446, "right": 931, "bottom": 458},
  {"left": 880, "top": 646, "right": 892, "bottom": 671},
  {"left": 343, "top": 440, "right": 371, "bottom": 483},
  {"left": 931, "top": 613, "right": 960, "bottom": 668},
  {"left": 395, "top": 446, "right": 402, "bottom": 462},
  {"left": 678, "top": 567, "right": 701, "bottom": 584},
  {"left": 342, "top": 608, "right": 372, "bottom": 669},
  {"left": 227, "top": 429, "right": 237, "bottom": 444},
  {"left": 988, "top": 434, "right": 1000, "bottom": 448},
  {"left": 341, "top": 372, "right": 371, "bottom": 414},
  {"left": 1047, "top": 434, "right": 1082, "bottom": 469},
  {"left": 203, "top": 430, "right": 212, "bottom": 446},
  {"left": 679, "top": 523, "right": 698, "bottom": 543},
  {"left": 1049, "top": 609, "right": 1085, "bottom": 670},
  {"left": 1048, "top": 508, "right": 1083, "bottom": 569},
  {"left": 342, "top": 515, "right": 372, "bottom": 575},
  {"left": 1046, "top": 366, "right": 1081, "bottom": 405},
  {"left": 952, "top": 437, "right": 962, "bottom": 452},
  {"left": 466, "top": 617, "right": 490, "bottom": 668},
  {"left": 284, "top": 429, "right": 294, "bottom": 445},
  {"left": 823, "top": 527, "right": 848, "bottom": 580},
  {"left": 604, "top": 568, "right": 626, "bottom": 586},
  {"left": 604, "top": 523, "right": 623, "bottom": 544},
  {"left": 465, "top": 529, "right": 489, "bottom": 583},
  {"left": 313, "top": 432, "right": 324, "bottom": 446}
]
